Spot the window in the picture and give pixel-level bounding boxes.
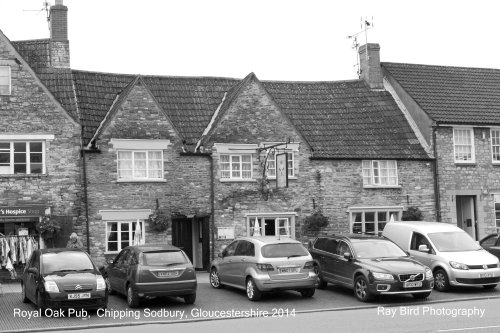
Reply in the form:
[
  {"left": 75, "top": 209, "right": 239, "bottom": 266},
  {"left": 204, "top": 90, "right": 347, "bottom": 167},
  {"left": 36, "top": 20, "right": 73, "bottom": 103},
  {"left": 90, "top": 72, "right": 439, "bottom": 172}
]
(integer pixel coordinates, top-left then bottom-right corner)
[
  {"left": 453, "top": 128, "right": 475, "bottom": 163},
  {"left": 247, "top": 214, "right": 296, "bottom": 238},
  {"left": 267, "top": 151, "right": 294, "bottom": 178},
  {"left": 235, "top": 240, "right": 255, "bottom": 256},
  {"left": 362, "top": 160, "right": 398, "bottom": 186},
  {"left": 491, "top": 129, "right": 500, "bottom": 163},
  {"left": 0, "top": 141, "right": 44, "bottom": 174},
  {"left": 495, "top": 195, "right": 500, "bottom": 228},
  {"left": 117, "top": 150, "right": 163, "bottom": 180},
  {"left": 349, "top": 208, "right": 402, "bottom": 234},
  {"left": 106, "top": 221, "right": 145, "bottom": 252},
  {"left": 410, "top": 232, "right": 433, "bottom": 252},
  {"left": 223, "top": 241, "right": 239, "bottom": 257},
  {"left": 220, "top": 154, "right": 252, "bottom": 180},
  {"left": 0, "top": 66, "right": 11, "bottom": 95}
]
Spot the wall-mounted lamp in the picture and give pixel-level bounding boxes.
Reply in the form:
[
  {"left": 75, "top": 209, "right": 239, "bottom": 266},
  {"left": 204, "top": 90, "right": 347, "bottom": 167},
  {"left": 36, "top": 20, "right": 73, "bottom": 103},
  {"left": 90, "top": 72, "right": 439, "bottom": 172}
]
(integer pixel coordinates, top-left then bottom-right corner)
[{"left": 481, "top": 186, "right": 489, "bottom": 195}]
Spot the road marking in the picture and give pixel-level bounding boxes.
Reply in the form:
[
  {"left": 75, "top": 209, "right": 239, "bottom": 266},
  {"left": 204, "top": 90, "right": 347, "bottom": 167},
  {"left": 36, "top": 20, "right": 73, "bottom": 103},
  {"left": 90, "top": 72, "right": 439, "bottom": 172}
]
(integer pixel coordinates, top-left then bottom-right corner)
[{"left": 437, "top": 325, "right": 500, "bottom": 332}]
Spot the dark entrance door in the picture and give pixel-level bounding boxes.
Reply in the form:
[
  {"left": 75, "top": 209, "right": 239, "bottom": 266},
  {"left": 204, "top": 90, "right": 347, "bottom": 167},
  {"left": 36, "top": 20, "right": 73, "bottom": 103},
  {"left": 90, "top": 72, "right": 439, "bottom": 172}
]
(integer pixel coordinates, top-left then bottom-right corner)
[
  {"left": 172, "top": 218, "right": 193, "bottom": 263},
  {"left": 456, "top": 195, "right": 477, "bottom": 240}
]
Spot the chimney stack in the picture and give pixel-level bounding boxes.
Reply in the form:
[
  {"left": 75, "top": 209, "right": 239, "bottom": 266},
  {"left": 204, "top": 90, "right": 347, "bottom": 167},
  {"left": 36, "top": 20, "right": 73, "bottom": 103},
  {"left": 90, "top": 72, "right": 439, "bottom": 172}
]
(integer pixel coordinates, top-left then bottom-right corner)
[
  {"left": 358, "top": 43, "right": 383, "bottom": 89},
  {"left": 50, "top": 0, "right": 68, "bottom": 41}
]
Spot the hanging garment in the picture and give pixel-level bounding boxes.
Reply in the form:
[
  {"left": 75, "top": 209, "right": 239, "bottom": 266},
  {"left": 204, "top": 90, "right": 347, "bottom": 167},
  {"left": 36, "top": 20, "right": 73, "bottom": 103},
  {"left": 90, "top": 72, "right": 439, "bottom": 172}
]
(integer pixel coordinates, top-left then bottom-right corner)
[
  {"left": 18, "top": 237, "right": 25, "bottom": 264},
  {"left": 9, "top": 237, "right": 17, "bottom": 264}
]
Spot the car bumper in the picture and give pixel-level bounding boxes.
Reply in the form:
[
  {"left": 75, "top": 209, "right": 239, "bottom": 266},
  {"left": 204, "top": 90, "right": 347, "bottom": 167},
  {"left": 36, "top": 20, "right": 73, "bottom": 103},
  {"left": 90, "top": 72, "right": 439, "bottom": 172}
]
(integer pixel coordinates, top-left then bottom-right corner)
[
  {"left": 44, "top": 290, "right": 108, "bottom": 310},
  {"left": 369, "top": 278, "right": 434, "bottom": 295},
  {"left": 133, "top": 279, "right": 197, "bottom": 297},
  {"left": 449, "top": 268, "right": 500, "bottom": 286},
  {"left": 253, "top": 272, "right": 317, "bottom": 291}
]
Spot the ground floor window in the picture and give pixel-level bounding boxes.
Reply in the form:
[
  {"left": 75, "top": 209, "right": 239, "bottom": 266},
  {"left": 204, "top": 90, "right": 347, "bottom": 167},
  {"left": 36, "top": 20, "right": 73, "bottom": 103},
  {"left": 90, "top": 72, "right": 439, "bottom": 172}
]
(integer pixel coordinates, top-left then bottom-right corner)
[
  {"left": 494, "top": 195, "right": 500, "bottom": 228},
  {"left": 245, "top": 213, "right": 296, "bottom": 238},
  {"left": 348, "top": 207, "right": 402, "bottom": 234},
  {"left": 106, "top": 220, "right": 145, "bottom": 252}
]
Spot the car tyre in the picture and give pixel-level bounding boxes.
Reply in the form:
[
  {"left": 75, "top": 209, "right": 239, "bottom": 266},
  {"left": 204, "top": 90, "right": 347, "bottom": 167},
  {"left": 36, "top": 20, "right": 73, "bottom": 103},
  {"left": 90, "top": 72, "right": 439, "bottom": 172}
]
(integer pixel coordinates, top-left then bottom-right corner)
[
  {"left": 300, "top": 288, "right": 315, "bottom": 298},
  {"left": 483, "top": 284, "right": 497, "bottom": 290},
  {"left": 21, "top": 283, "right": 29, "bottom": 303},
  {"left": 434, "top": 269, "right": 450, "bottom": 292},
  {"left": 246, "top": 277, "right": 262, "bottom": 301},
  {"left": 127, "top": 285, "right": 140, "bottom": 308},
  {"left": 354, "top": 275, "right": 373, "bottom": 302},
  {"left": 209, "top": 268, "right": 223, "bottom": 289},
  {"left": 36, "top": 291, "right": 47, "bottom": 313},
  {"left": 412, "top": 291, "right": 431, "bottom": 299},
  {"left": 183, "top": 294, "right": 196, "bottom": 304},
  {"left": 313, "top": 265, "right": 327, "bottom": 289}
]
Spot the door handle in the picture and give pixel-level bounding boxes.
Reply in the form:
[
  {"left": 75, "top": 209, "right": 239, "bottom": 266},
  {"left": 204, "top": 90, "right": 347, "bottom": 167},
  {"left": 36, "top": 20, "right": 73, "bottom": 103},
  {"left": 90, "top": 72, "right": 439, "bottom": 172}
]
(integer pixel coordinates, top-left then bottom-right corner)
[{"left": 241, "top": 258, "right": 246, "bottom": 262}]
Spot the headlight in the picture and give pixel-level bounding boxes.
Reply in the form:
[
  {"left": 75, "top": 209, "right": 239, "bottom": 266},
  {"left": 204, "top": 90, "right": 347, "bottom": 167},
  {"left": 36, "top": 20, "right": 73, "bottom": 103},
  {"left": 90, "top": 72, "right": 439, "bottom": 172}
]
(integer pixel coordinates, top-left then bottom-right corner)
[
  {"left": 372, "top": 272, "right": 394, "bottom": 281},
  {"left": 425, "top": 267, "right": 433, "bottom": 279},
  {"left": 96, "top": 276, "right": 106, "bottom": 291},
  {"left": 44, "top": 280, "right": 59, "bottom": 293},
  {"left": 450, "top": 261, "right": 469, "bottom": 270}
]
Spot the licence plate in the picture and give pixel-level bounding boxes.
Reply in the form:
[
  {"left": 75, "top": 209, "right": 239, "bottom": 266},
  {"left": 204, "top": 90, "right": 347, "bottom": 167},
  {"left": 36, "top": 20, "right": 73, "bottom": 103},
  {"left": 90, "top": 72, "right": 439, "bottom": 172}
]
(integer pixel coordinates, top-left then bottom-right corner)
[
  {"left": 158, "top": 271, "right": 179, "bottom": 277},
  {"left": 480, "top": 273, "right": 493, "bottom": 278},
  {"left": 68, "top": 293, "right": 91, "bottom": 299},
  {"left": 404, "top": 281, "right": 422, "bottom": 288},
  {"left": 279, "top": 267, "right": 300, "bottom": 274}
]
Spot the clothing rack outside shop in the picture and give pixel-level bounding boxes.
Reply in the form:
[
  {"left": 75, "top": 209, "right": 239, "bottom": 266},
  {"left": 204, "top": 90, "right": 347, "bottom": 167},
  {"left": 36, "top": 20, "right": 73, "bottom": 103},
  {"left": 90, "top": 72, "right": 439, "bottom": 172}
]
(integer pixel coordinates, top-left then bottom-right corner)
[{"left": 0, "top": 233, "right": 40, "bottom": 282}]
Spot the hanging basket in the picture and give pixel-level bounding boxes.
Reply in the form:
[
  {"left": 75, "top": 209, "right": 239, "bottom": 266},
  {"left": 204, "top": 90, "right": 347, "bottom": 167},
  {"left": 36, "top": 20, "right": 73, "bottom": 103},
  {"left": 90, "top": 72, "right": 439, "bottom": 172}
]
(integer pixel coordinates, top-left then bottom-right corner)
[
  {"left": 37, "top": 215, "right": 61, "bottom": 241},
  {"left": 148, "top": 210, "right": 170, "bottom": 232}
]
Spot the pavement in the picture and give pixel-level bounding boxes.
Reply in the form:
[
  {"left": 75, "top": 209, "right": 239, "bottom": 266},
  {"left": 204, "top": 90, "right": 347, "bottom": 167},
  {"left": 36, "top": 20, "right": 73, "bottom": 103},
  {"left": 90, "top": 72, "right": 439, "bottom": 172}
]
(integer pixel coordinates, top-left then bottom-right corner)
[{"left": 1, "top": 272, "right": 500, "bottom": 333}]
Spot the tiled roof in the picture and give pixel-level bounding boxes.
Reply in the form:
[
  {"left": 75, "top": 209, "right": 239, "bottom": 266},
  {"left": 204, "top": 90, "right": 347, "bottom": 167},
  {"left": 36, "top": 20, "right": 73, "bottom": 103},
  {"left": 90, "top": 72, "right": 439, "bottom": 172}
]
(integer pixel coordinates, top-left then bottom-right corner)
[
  {"left": 263, "top": 80, "right": 430, "bottom": 159},
  {"left": 382, "top": 62, "right": 500, "bottom": 124},
  {"left": 11, "top": 39, "right": 51, "bottom": 72}
]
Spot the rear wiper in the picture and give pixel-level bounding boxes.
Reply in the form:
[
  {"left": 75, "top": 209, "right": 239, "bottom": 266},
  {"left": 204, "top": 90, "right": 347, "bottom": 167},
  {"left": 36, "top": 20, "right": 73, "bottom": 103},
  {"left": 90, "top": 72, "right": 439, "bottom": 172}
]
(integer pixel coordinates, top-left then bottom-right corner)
[
  {"left": 164, "top": 262, "right": 185, "bottom": 266},
  {"left": 287, "top": 255, "right": 303, "bottom": 259}
]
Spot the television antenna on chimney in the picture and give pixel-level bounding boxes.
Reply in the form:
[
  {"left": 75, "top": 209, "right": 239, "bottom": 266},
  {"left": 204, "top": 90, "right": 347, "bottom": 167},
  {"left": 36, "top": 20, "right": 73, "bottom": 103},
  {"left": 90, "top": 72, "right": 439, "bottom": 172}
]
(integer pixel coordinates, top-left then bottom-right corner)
[
  {"left": 23, "top": 1, "right": 51, "bottom": 30},
  {"left": 347, "top": 17, "right": 374, "bottom": 76}
]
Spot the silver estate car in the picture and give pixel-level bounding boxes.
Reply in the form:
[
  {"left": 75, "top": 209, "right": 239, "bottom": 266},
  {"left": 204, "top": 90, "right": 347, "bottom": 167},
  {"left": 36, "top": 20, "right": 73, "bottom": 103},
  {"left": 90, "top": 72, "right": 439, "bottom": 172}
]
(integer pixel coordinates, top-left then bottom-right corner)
[{"left": 209, "top": 236, "right": 317, "bottom": 301}]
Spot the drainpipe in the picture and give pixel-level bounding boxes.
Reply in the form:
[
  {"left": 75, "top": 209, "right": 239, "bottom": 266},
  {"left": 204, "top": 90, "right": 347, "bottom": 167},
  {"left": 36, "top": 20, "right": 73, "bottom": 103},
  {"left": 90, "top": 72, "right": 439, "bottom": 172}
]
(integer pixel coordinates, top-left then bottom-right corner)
[
  {"left": 432, "top": 124, "right": 441, "bottom": 222},
  {"left": 81, "top": 126, "right": 90, "bottom": 254}
]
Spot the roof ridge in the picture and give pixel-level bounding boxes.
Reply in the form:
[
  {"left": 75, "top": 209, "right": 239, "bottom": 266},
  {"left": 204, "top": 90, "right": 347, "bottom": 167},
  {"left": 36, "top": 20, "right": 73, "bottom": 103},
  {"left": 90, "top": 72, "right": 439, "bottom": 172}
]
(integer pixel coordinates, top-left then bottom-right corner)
[
  {"left": 382, "top": 61, "right": 500, "bottom": 72},
  {"left": 262, "top": 78, "right": 363, "bottom": 84}
]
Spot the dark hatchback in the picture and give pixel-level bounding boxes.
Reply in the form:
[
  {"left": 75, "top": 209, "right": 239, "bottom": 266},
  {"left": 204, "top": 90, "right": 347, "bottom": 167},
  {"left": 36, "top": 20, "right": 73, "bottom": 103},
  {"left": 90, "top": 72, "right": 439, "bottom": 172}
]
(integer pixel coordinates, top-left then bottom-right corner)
[
  {"left": 480, "top": 234, "right": 500, "bottom": 261},
  {"left": 309, "top": 234, "right": 434, "bottom": 302},
  {"left": 101, "top": 244, "right": 197, "bottom": 308},
  {"left": 21, "top": 248, "right": 108, "bottom": 311}
]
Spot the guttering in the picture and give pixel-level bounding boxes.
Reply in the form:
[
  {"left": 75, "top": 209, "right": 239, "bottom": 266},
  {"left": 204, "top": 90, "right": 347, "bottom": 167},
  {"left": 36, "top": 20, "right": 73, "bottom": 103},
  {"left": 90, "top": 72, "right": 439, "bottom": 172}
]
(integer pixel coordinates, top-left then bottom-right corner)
[{"left": 432, "top": 123, "right": 441, "bottom": 222}]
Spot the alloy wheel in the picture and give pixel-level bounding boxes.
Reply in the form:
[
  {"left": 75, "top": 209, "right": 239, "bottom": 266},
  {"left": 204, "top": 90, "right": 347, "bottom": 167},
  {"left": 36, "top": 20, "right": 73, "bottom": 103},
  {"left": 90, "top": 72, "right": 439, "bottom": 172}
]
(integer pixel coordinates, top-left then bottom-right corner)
[{"left": 210, "top": 268, "right": 222, "bottom": 288}]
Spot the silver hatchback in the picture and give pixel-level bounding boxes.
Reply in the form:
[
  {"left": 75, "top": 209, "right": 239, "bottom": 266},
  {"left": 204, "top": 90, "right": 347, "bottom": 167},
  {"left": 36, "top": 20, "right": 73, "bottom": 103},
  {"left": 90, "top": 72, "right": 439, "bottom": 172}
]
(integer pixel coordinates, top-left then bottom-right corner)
[{"left": 209, "top": 236, "right": 317, "bottom": 301}]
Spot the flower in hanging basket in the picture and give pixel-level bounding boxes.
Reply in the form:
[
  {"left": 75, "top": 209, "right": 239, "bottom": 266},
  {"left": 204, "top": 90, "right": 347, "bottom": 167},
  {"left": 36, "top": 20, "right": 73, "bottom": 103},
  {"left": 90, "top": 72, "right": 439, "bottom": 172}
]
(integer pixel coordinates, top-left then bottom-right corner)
[
  {"left": 301, "top": 211, "right": 329, "bottom": 236},
  {"left": 37, "top": 215, "right": 61, "bottom": 239},
  {"left": 148, "top": 210, "right": 170, "bottom": 232}
]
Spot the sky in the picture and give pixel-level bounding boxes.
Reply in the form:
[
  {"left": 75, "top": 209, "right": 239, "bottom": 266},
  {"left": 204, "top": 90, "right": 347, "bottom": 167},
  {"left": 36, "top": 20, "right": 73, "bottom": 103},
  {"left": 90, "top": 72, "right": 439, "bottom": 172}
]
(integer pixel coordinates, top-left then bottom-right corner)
[{"left": 0, "top": 0, "right": 499, "bottom": 81}]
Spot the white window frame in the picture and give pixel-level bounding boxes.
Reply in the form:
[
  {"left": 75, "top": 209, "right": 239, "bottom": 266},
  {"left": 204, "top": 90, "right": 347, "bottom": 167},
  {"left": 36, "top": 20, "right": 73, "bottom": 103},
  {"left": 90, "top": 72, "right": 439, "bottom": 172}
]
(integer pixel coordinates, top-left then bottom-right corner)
[
  {"left": 0, "top": 141, "right": 46, "bottom": 175},
  {"left": 105, "top": 220, "right": 145, "bottom": 253},
  {"left": 116, "top": 149, "right": 164, "bottom": 182},
  {"left": 453, "top": 127, "right": 475, "bottom": 163},
  {"left": 494, "top": 195, "right": 500, "bottom": 229},
  {"left": 491, "top": 128, "right": 500, "bottom": 164},
  {"left": 220, "top": 154, "right": 253, "bottom": 180},
  {"left": 362, "top": 160, "right": 399, "bottom": 187},
  {"left": 245, "top": 213, "right": 297, "bottom": 239},
  {"left": 0, "top": 66, "right": 11, "bottom": 95},
  {"left": 348, "top": 207, "right": 403, "bottom": 235}
]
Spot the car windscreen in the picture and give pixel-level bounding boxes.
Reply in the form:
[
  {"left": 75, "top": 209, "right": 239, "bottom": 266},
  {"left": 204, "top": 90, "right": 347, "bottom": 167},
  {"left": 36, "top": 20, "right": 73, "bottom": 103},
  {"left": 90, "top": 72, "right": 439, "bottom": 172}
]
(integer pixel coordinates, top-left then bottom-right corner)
[
  {"left": 352, "top": 240, "right": 407, "bottom": 259},
  {"left": 428, "top": 232, "right": 481, "bottom": 252},
  {"left": 261, "top": 243, "right": 309, "bottom": 258},
  {"left": 42, "top": 252, "right": 95, "bottom": 274},
  {"left": 142, "top": 250, "right": 188, "bottom": 266}
]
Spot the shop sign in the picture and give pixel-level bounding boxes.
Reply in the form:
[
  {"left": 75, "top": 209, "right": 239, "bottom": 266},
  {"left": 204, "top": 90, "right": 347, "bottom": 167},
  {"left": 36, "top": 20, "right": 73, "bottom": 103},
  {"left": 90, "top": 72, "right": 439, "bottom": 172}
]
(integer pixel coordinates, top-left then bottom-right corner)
[
  {"left": 217, "top": 227, "right": 235, "bottom": 240},
  {"left": 0, "top": 206, "right": 46, "bottom": 217}
]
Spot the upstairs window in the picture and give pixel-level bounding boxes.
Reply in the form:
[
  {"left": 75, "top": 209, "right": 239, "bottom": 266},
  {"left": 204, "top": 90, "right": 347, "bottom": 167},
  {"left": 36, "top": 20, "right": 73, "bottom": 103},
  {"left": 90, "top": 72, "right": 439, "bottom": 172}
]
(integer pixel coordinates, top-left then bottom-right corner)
[
  {"left": 267, "top": 151, "right": 294, "bottom": 178},
  {"left": 0, "top": 141, "right": 44, "bottom": 174},
  {"left": 362, "top": 160, "right": 398, "bottom": 187},
  {"left": 220, "top": 154, "right": 252, "bottom": 180},
  {"left": 0, "top": 66, "right": 11, "bottom": 95},
  {"left": 117, "top": 150, "right": 163, "bottom": 181},
  {"left": 453, "top": 128, "right": 475, "bottom": 163},
  {"left": 491, "top": 129, "right": 500, "bottom": 163}
]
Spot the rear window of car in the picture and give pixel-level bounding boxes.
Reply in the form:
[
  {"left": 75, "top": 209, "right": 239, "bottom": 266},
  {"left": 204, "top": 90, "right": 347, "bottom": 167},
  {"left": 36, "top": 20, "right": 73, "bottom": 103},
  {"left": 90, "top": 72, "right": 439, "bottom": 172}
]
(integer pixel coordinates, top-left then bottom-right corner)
[
  {"left": 261, "top": 243, "right": 309, "bottom": 258},
  {"left": 142, "top": 250, "right": 188, "bottom": 266},
  {"left": 42, "top": 252, "right": 95, "bottom": 274}
]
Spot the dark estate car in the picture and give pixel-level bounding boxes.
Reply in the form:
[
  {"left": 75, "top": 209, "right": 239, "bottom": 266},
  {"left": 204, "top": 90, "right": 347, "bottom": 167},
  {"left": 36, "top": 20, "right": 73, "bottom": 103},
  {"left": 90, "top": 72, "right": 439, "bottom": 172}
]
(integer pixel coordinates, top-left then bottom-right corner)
[
  {"left": 480, "top": 234, "right": 500, "bottom": 261},
  {"left": 309, "top": 234, "right": 434, "bottom": 302},
  {"left": 21, "top": 248, "right": 108, "bottom": 311},
  {"left": 101, "top": 244, "right": 197, "bottom": 308}
]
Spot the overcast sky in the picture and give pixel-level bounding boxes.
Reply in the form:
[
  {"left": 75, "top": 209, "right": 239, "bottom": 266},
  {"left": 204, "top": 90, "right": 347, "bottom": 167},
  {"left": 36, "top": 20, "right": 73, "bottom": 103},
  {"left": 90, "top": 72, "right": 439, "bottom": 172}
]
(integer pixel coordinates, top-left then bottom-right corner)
[{"left": 1, "top": 0, "right": 499, "bottom": 81}]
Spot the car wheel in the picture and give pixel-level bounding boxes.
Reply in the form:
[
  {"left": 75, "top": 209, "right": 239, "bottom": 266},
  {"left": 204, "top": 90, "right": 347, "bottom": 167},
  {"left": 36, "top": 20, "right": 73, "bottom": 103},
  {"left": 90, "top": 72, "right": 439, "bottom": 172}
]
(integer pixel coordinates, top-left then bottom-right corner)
[
  {"left": 433, "top": 269, "right": 450, "bottom": 292},
  {"left": 36, "top": 291, "right": 47, "bottom": 313},
  {"left": 246, "top": 277, "right": 262, "bottom": 301},
  {"left": 105, "top": 277, "right": 115, "bottom": 295},
  {"left": 183, "top": 294, "right": 196, "bottom": 304},
  {"left": 354, "top": 276, "right": 373, "bottom": 302},
  {"left": 412, "top": 292, "right": 431, "bottom": 299},
  {"left": 21, "top": 283, "right": 29, "bottom": 303},
  {"left": 313, "top": 265, "right": 328, "bottom": 289},
  {"left": 300, "top": 288, "right": 315, "bottom": 298},
  {"left": 483, "top": 284, "right": 497, "bottom": 290},
  {"left": 127, "top": 285, "right": 140, "bottom": 308},
  {"left": 209, "top": 268, "right": 223, "bottom": 289}
]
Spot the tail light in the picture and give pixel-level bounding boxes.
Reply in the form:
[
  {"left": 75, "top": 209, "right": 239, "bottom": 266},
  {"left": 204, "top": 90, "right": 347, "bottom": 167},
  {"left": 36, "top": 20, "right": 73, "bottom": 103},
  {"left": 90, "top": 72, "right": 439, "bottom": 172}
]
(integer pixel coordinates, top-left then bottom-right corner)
[
  {"left": 256, "top": 263, "right": 274, "bottom": 271},
  {"left": 303, "top": 261, "right": 314, "bottom": 270}
]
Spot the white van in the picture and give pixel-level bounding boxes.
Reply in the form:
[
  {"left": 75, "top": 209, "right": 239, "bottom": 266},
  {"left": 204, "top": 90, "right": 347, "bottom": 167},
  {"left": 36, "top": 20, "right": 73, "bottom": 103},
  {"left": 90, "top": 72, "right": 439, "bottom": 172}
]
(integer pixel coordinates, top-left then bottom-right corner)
[{"left": 382, "top": 221, "right": 500, "bottom": 291}]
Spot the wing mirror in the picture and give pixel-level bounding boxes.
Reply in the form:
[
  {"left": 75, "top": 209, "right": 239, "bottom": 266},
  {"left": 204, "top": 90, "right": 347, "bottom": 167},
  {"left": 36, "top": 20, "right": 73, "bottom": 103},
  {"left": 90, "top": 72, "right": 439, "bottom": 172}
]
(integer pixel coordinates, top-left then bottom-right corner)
[
  {"left": 28, "top": 267, "right": 38, "bottom": 275},
  {"left": 106, "top": 258, "right": 114, "bottom": 265},
  {"left": 418, "top": 244, "right": 430, "bottom": 253},
  {"left": 343, "top": 252, "right": 353, "bottom": 261}
]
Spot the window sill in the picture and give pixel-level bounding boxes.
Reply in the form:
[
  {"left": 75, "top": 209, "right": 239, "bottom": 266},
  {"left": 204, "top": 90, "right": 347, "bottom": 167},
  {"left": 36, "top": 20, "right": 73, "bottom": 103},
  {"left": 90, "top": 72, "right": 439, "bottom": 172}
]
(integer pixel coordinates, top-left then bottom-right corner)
[
  {"left": 0, "top": 173, "right": 46, "bottom": 178},
  {"left": 104, "top": 251, "right": 120, "bottom": 255},
  {"left": 363, "top": 185, "right": 402, "bottom": 189},
  {"left": 117, "top": 179, "right": 167, "bottom": 183},
  {"left": 267, "top": 177, "right": 298, "bottom": 181},
  {"left": 454, "top": 162, "right": 476, "bottom": 166},
  {"left": 220, "top": 179, "right": 257, "bottom": 183}
]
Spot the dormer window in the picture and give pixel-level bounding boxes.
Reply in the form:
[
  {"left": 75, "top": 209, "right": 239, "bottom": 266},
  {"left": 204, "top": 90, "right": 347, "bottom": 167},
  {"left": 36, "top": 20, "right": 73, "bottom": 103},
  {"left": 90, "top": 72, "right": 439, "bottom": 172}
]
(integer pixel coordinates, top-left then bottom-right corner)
[{"left": 0, "top": 66, "right": 11, "bottom": 95}]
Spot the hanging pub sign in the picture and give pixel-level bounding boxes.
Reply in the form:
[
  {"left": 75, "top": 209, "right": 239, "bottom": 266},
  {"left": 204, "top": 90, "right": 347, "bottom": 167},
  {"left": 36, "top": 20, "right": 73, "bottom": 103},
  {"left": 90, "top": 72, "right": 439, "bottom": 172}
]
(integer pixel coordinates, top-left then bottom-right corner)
[
  {"left": 0, "top": 206, "right": 46, "bottom": 217},
  {"left": 276, "top": 152, "right": 288, "bottom": 188}
]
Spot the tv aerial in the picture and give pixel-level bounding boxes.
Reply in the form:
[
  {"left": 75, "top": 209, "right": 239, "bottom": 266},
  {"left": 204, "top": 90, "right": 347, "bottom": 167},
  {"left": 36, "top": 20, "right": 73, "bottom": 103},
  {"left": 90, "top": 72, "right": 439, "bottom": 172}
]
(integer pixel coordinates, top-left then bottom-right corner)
[
  {"left": 23, "top": 1, "right": 51, "bottom": 30},
  {"left": 347, "top": 17, "right": 374, "bottom": 76}
]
